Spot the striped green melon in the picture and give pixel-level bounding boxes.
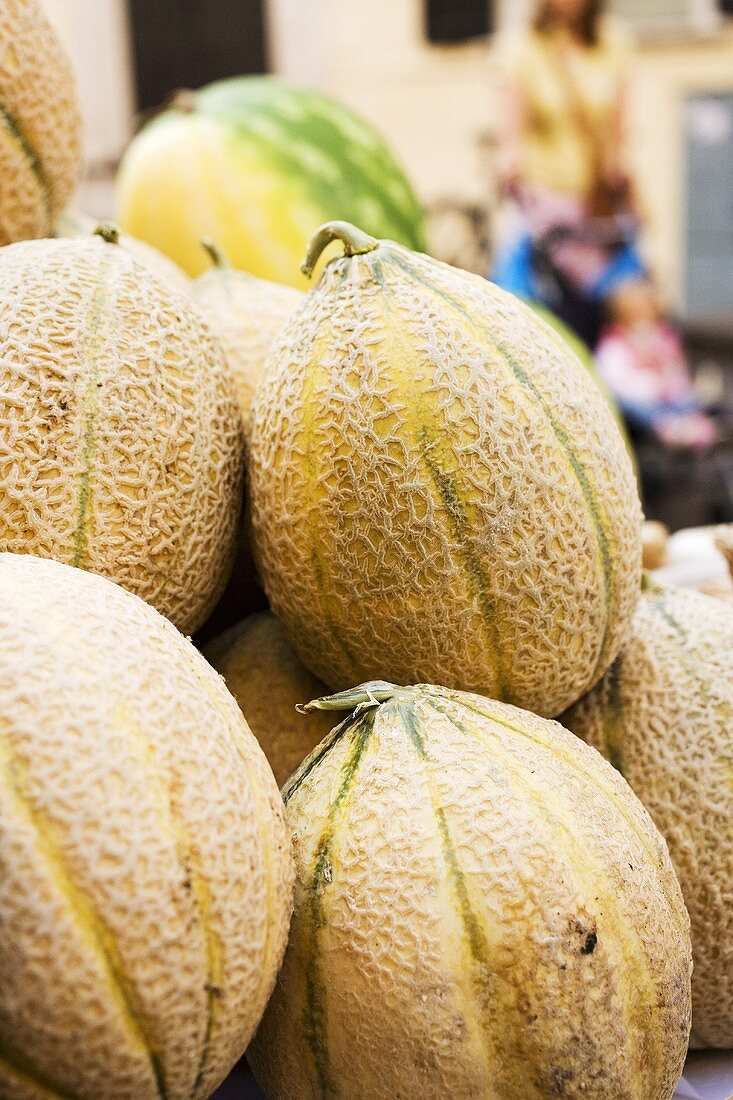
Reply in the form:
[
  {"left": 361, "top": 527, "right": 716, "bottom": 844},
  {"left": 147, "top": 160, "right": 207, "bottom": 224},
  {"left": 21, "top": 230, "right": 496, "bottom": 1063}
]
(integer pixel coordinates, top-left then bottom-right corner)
[
  {"left": 247, "top": 221, "right": 643, "bottom": 717},
  {"left": 116, "top": 78, "right": 426, "bottom": 286},
  {"left": 0, "top": 0, "right": 83, "bottom": 244},
  {"left": 563, "top": 580, "right": 733, "bottom": 1049},
  {"left": 248, "top": 681, "right": 692, "bottom": 1100}
]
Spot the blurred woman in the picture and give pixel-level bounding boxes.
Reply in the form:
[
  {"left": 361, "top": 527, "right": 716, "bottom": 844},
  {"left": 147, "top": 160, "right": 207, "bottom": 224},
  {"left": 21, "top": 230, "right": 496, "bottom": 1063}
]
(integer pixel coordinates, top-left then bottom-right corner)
[
  {"left": 491, "top": 0, "right": 715, "bottom": 446},
  {"left": 492, "top": 0, "right": 643, "bottom": 338}
]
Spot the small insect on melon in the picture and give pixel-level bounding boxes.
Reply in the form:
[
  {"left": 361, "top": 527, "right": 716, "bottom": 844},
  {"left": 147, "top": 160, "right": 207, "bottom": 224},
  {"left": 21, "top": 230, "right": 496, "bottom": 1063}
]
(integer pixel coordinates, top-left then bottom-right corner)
[
  {"left": 0, "top": 226, "right": 244, "bottom": 634},
  {"left": 0, "top": 553, "right": 293, "bottom": 1099},
  {"left": 249, "top": 681, "right": 691, "bottom": 1100}
]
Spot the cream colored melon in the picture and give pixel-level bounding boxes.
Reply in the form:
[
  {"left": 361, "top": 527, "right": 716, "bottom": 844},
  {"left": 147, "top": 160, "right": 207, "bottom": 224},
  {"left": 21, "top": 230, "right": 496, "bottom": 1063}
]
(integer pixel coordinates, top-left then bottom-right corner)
[
  {"left": 248, "top": 221, "right": 643, "bottom": 717},
  {"left": 0, "top": 0, "right": 82, "bottom": 243},
  {"left": 205, "top": 612, "right": 333, "bottom": 786},
  {"left": 563, "top": 582, "right": 733, "bottom": 1049},
  {"left": 0, "top": 553, "right": 293, "bottom": 1099},
  {"left": 249, "top": 681, "right": 691, "bottom": 1100},
  {"left": 0, "top": 228, "right": 244, "bottom": 634},
  {"left": 192, "top": 241, "right": 303, "bottom": 428},
  {"left": 55, "top": 209, "right": 191, "bottom": 294}
]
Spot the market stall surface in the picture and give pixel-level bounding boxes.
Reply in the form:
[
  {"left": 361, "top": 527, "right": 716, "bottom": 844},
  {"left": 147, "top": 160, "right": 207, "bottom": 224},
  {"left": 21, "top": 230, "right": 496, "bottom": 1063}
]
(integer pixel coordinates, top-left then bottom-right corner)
[{"left": 213, "top": 1052, "right": 733, "bottom": 1099}]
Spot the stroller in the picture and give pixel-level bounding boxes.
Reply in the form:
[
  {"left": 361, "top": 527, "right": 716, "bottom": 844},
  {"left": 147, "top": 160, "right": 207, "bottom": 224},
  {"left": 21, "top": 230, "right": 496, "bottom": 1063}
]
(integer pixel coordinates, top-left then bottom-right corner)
[
  {"left": 494, "top": 200, "right": 733, "bottom": 526},
  {"left": 529, "top": 210, "right": 641, "bottom": 350}
]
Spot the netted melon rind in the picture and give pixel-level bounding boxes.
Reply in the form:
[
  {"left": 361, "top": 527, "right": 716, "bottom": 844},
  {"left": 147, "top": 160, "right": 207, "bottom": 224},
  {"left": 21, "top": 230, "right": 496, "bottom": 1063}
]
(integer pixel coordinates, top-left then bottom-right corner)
[
  {"left": 192, "top": 264, "right": 302, "bottom": 429},
  {"left": 0, "top": 235, "right": 244, "bottom": 634},
  {"left": 55, "top": 209, "right": 192, "bottom": 294},
  {"left": 0, "top": 553, "right": 293, "bottom": 1099},
  {"left": 249, "top": 683, "right": 691, "bottom": 1099},
  {"left": 564, "top": 584, "right": 733, "bottom": 1049},
  {"left": 204, "top": 612, "right": 334, "bottom": 786},
  {"left": 248, "top": 244, "right": 643, "bottom": 716},
  {"left": 0, "top": 0, "right": 83, "bottom": 244}
]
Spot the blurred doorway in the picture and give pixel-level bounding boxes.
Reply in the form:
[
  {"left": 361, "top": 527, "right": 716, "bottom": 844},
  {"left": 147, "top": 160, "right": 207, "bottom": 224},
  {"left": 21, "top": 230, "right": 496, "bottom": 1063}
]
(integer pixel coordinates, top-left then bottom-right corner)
[{"left": 127, "top": 0, "right": 267, "bottom": 112}]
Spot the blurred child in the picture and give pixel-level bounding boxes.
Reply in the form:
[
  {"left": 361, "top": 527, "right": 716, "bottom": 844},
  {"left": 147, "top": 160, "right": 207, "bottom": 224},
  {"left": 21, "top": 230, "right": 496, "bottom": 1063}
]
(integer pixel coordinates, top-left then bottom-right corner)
[{"left": 596, "top": 281, "right": 717, "bottom": 449}]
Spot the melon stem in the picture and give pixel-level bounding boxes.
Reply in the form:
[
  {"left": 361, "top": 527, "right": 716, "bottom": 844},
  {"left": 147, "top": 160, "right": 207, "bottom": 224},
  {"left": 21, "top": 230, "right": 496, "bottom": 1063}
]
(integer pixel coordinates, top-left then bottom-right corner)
[
  {"left": 297, "top": 681, "right": 398, "bottom": 714},
  {"left": 301, "top": 220, "right": 379, "bottom": 279},
  {"left": 94, "top": 222, "right": 120, "bottom": 245},
  {"left": 201, "top": 237, "right": 230, "bottom": 270},
  {"left": 171, "top": 89, "right": 196, "bottom": 113}
]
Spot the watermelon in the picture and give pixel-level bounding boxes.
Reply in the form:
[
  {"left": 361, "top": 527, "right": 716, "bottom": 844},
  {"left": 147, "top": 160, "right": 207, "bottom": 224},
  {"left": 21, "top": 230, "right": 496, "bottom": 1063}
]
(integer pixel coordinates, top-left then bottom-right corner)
[{"left": 116, "top": 77, "right": 427, "bottom": 287}]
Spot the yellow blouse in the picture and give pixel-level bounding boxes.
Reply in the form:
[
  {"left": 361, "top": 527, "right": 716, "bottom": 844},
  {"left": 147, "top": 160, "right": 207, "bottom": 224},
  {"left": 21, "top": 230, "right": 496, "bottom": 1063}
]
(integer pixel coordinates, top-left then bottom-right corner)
[{"left": 496, "top": 18, "right": 634, "bottom": 198}]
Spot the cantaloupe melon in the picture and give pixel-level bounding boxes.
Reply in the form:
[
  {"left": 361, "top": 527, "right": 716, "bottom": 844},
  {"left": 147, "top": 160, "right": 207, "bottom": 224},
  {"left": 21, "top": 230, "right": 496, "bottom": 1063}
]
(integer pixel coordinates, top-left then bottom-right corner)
[
  {"left": 0, "top": 0, "right": 83, "bottom": 244},
  {"left": 0, "top": 227, "right": 244, "bottom": 634},
  {"left": 205, "top": 612, "right": 333, "bottom": 786},
  {"left": 0, "top": 553, "right": 293, "bottom": 1099},
  {"left": 247, "top": 221, "right": 643, "bottom": 716},
  {"left": 192, "top": 241, "right": 302, "bottom": 428},
  {"left": 563, "top": 581, "right": 733, "bottom": 1049},
  {"left": 249, "top": 681, "right": 691, "bottom": 1100},
  {"left": 55, "top": 208, "right": 191, "bottom": 294}
]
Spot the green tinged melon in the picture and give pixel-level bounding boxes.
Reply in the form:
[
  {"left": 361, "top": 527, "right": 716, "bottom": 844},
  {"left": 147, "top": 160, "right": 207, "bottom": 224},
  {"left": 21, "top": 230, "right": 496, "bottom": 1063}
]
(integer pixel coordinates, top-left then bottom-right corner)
[
  {"left": 247, "top": 221, "right": 643, "bottom": 717},
  {"left": 249, "top": 681, "right": 691, "bottom": 1100},
  {"left": 563, "top": 581, "right": 733, "bottom": 1049},
  {"left": 0, "top": 0, "right": 82, "bottom": 244},
  {"left": 116, "top": 77, "right": 426, "bottom": 286},
  {"left": 0, "top": 553, "right": 293, "bottom": 1099}
]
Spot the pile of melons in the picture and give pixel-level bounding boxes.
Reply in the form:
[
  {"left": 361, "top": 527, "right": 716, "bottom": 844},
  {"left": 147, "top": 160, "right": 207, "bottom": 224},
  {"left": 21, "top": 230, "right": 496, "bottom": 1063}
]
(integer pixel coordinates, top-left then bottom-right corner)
[{"left": 0, "top": 5, "right": 729, "bottom": 1099}]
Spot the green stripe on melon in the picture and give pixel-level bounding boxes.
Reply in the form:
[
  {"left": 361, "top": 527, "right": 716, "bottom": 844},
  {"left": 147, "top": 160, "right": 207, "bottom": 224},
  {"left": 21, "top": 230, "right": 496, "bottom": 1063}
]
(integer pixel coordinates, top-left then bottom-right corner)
[
  {"left": 563, "top": 582, "right": 733, "bottom": 1048},
  {"left": 116, "top": 78, "right": 426, "bottom": 286},
  {"left": 250, "top": 681, "right": 691, "bottom": 1100}
]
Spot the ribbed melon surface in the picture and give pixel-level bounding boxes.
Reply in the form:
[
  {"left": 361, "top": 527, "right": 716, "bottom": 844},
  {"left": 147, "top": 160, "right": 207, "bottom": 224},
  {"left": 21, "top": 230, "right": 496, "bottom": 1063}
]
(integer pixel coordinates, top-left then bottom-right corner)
[
  {"left": 0, "top": 0, "right": 82, "bottom": 244},
  {"left": 249, "top": 682, "right": 691, "bottom": 1100},
  {"left": 248, "top": 230, "right": 643, "bottom": 716},
  {"left": 0, "top": 553, "right": 293, "bottom": 1099},
  {"left": 192, "top": 252, "right": 302, "bottom": 427},
  {"left": 205, "top": 612, "right": 333, "bottom": 786},
  {"left": 0, "top": 232, "right": 244, "bottom": 634},
  {"left": 563, "top": 583, "right": 733, "bottom": 1049}
]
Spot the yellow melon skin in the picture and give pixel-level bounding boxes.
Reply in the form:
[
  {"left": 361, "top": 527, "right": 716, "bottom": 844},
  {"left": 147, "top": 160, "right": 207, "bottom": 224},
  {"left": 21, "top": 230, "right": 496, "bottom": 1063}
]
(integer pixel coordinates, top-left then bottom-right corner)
[
  {"left": 0, "top": 232, "right": 244, "bottom": 635},
  {"left": 249, "top": 682, "right": 691, "bottom": 1100},
  {"left": 205, "top": 612, "right": 334, "bottom": 786},
  {"left": 0, "top": 553, "right": 294, "bottom": 1100},
  {"left": 0, "top": 0, "right": 83, "bottom": 244},
  {"left": 563, "top": 583, "right": 733, "bottom": 1049},
  {"left": 55, "top": 209, "right": 192, "bottom": 294},
  {"left": 192, "top": 246, "right": 303, "bottom": 429},
  {"left": 248, "top": 226, "right": 643, "bottom": 717}
]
